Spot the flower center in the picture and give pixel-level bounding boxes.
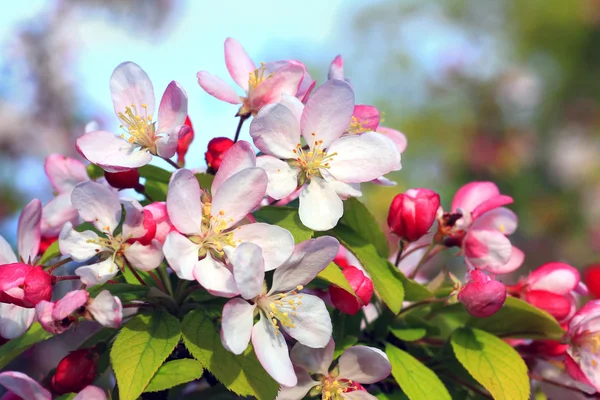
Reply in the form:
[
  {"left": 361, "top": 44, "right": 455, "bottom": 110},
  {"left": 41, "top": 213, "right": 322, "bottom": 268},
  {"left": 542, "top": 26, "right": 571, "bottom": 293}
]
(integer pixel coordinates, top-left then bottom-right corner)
[
  {"left": 346, "top": 116, "right": 370, "bottom": 134},
  {"left": 292, "top": 139, "right": 337, "bottom": 179},
  {"left": 188, "top": 202, "right": 238, "bottom": 258},
  {"left": 247, "top": 63, "right": 272, "bottom": 93},
  {"left": 118, "top": 103, "right": 157, "bottom": 151},
  {"left": 256, "top": 286, "right": 304, "bottom": 335},
  {"left": 317, "top": 377, "right": 359, "bottom": 400}
]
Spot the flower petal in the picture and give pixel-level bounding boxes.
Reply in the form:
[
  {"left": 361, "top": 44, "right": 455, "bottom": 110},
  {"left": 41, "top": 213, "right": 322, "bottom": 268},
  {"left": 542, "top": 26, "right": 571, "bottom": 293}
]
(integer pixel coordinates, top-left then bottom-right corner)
[
  {"left": 338, "top": 346, "right": 392, "bottom": 384},
  {"left": 251, "top": 63, "right": 305, "bottom": 111},
  {"left": 322, "top": 170, "right": 362, "bottom": 199},
  {"left": 271, "top": 236, "right": 339, "bottom": 293},
  {"left": 193, "top": 253, "right": 239, "bottom": 298},
  {"left": 110, "top": 61, "right": 155, "bottom": 117},
  {"left": 197, "top": 71, "right": 241, "bottom": 104},
  {"left": 211, "top": 168, "right": 267, "bottom": 229},
  {"left": 351, "top": 105, "right": 380, "bottom": 131},
  {"left": 0, "top": 304, "right": 35, "bottom": 339},
  {"left": 527, "top": 262, "right": 580, "bottom": 294},
  {"left": 0, "top": 236, "right": 17, "bottom": 264},
  {"left": 166, "top": 169, "right": 203, "bottom": 235},
  {"left": 299, "top": 178, "right": 343, "bottom": 231},
  {"left": 328, "top": 55, "right": 345, "bottom": 80},
  {"left": 451, "top": 182, "right": 501, "bottom": 213},
  {"left": 75, "top": 257, "right": 118, "bottom": 286},
  {"left": 88, "top": 290, "right": 123, "bottom": 328},
  {"left": 290, "top": 338, "right": 334, "bottom": 375},
  {"left": 72, "top": 181, "right": 121, "bottom": 234},
  {"left": 17, "top": 199, "right": 42, "bottom": 264},
  {"left": 498, "top": 246, "right": 525, "bottom": 274},
  {"left": 77, "top": 130, "right": 152, "bottom": 172},
  {"left": 221, "top": 298, "right": 255, "bottom": 354},
  {"left": 155, "top": 128, "right": 181, "bottom": 159},
  {"left": 472, "top": 207, "right": 518, "bottom": 235},
  {"left": 276, "top": 367, "right": 318, "bottom": 400},
  {"left": 0, "top": 371, "right": 52, "bottom": 400},
  {"left": 327, "top": 132, "right": 401, "bottom": 182},
  {"left": 278, "top": 94, "right": 305, "bottom": 122},
  {"left": 252, "top": 314, "right": 297, "bottom": 387},
  {"left": 212, "top": 140, "right": 257, "bottom": 195},
  {"left": 301, "top": 79, "right": 354, "bottom": 149},
  {"left": 41, "top": 193, "right": 79, "bottom": 237},
  {"left": 344, "top": 391, "right": 379, "bottom": 399},
  {"left": 472, "top": 196, "right": 514, "bottom": 220},
  {"left": 256, "top": 156, "right": 299, "bottom": 200},
  {"left": 163, "top": 231, "right": 200, "bottom": 281},
  {"left": 73, "top": 386, "right": 108, "bottom": 400},
  {"left": 44, "top": 154, "right": 88, "bottom": 194},
  {"left": 376, "top": 126, "right": 407, "bottom": 154},
  {"left": 124, "top": 240, "right": 163, "bottom": 272},
  {"left": 53, "top": 290, "right": 89, "bottom": 320},
  {"left": 250, "top": 102, "right": 300, "bottom": 159},
  {"left": 58, "top": 223, "right": 105, "bottom": 262},
  {"left": 282, "top": 294, "right": 332, "bottom": 348},
  {"left": 224, "top": 37, "right": 256, "bottom": 92},
  {"left": 234, "top": 223, "right": 295, "bottom": 272},
  {"left": 230, "top": 242, "right": 265, "bottom": 299},
  {"left": 463, "top": 229, "right": 512, "bottom": 273},
  {"left": 157, "top": 81, "right": 188, "bottom": 137}
]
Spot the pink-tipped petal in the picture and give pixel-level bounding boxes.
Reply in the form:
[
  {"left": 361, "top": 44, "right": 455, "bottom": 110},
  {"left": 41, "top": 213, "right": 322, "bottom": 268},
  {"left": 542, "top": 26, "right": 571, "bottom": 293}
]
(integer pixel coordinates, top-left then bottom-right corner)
[
  {"left": 88, "top": 290, "right": 123, "bottom": 328},
  {"left": 252, "top": 314, "right": 297, "bottom": 387},
  {"left": 17, "top": 199, "right": 42, "bottom": 264},
  {"left": 497, "top": 246, "right": 525, "bottom": 274},
  {"left": 301, "top": 79, "right": 354, "bottom": 149},
  {"left": 472, "top": 207, "right": 518, "bottom": 235},
  {"left": 256, "top": 155, "right": 299, "bottom": 200},
  {"left": 163, "top": 232, "right": 200, "bottom": 281},
  {"left": 41, "top": 193, "right": 79, "bottom": 237},
  {"left": 196, "top": 71, "right": 241, "bottom": 104},
  {"left": 110, "top": 62, "right": 155, "bottom": 117},
  {"left": 0, "top": 304, "right": 35, "bottom": 339},
  {"left": 230, "top": 243, "right": 265, "bottom": 300},
  {"left": 77, "top": 130, "right": 152, "bottom": 172},
  {"left": 71, "top": 181, "right": 121, "bottom": 234},
  {"left": 338, "top": 346, "right": 392, "bottom": 384},
  {"left": 233, "top": 223, "right": 295, "bottom": 272},
  {"left": 0, "top": 371, "right": 52, "bottom": 400},
  {"left": 124, "top": 240, "right": 163, "bottom": 272},
  {"left": 166, "top": 169, "right": 203, "bottom": 235},
  {"left": 281, "top": 294, "right": 332, "bottom": 348},
  {"left": 463, "top": 229, "right": 512, "bottom": 273},
  {"left": 524, "top": 290, "right": 573, "bottom": 321},
  {"left": 212, "top": 140, "right": 257, "bottom": 195},
  {"left": 328, "top": 55, "right": 345, "bottom": 80},
  {"left": 224, "top": 38, "right": 256, "bottom": 91},
  {"left": 221, "top": 298, "right": 255, "bottom": 354},
  {"left": 451, "top": 181, "right": 502, "bottom": 213},
  {"left": 73, "top": 386, "right": 108, "bottom": 400},
  {"left": 299, "top": 178, "right": 343, "bottom": 231},
  {"left": 290, "top": 339, "right": 334, "bottom": 375},
  {"left": 44, "top": 154, "right": 89, "bottom": 194},
  {"left": 527, "top": 262, "right": 580, "bottom": 294},
  {"left": 250, "top": 102, "right": 301, "bottom": 159},
  {"left": 52, "top": 290, "right": 89, "bottom": 321},
  {"left": 251, "top": 63, "right": 305, "bottom": 111},
  {"left": 193, "top": 254, "right": 239, "bottom": 298},
  {"left": 157, "top": 81, "right": 188, "bottom": 137},
  {"left": 376, "top": 126, "right": 407, "bottom": 154},
  {"left": 472, "top": 195, "right": 514, "bottom": 220}
]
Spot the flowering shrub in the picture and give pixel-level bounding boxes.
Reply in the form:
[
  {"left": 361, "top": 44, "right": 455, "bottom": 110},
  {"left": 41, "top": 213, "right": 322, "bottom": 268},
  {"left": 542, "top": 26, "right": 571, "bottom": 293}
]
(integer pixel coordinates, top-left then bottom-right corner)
[{"left": 0, "top": 38, "right": 597, "bottom": 400}]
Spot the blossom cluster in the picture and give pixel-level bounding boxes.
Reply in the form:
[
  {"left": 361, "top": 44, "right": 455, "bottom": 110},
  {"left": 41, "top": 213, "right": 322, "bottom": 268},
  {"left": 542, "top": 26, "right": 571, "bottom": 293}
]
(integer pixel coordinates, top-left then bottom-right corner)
[{"left": 0, "top": 38, "right": 598, "bottom": 400}]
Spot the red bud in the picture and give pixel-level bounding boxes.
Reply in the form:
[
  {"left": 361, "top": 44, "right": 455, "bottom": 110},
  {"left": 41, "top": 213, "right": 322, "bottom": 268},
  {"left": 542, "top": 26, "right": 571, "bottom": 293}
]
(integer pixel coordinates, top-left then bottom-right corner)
[
  {"left": 457, "top": 270, "right": 507, "bottom": 318},
  {"left": 329, "top": 266, "right": 374, "bottom": 315},
  {"left": 51, "top": 348, "right": 98, "bottom": 395},
  {"left": 388, "top": 188, "right": 440, "bottom": 242},
  {"left": 177, "top": 116, "right": 195, "bottom": 166},
  {"left": 523, "top": 290, "right": 573, "bottom": 321},
  {"left": 23, "top": 266, "right": 53, "bottom": 306},
  {"left": 205, "top": 137, "right": 234, "bottom": 172},
  {"left": 104, "top": 169, "right": 140, "bottom": 190},
  {"left": 584, "top": 264, "right": 600, "bottom": 298}
]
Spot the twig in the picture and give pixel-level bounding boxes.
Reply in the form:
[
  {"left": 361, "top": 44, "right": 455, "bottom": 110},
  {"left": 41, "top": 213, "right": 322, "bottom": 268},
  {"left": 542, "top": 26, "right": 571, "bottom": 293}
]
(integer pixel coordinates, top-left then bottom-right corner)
[
  {"left": 162, "top": 157, "right": 181, "bottom": 170},
  {"left": 398, "top": 298, "right": 443, "bottom": 315},
  {"left": 445, "top": 374, "right": 492, "bottom": 399},
  {"left": 147, "top": 270, "right": 166, "bottom": 292},
  {"left": 408, "top": 244, "right": 441, "bottom": 279},
  {"left": 233, "top": 114, "right": 249, "bottom": 142},
  {"left": 529, "top": 373, "right": 593, "bottom": 395},
  {"left": 45, "top": 257, "right": 72, "bottom": 273},
  {"left": 394, "top": 240, "right": 405, "bottom": 267},
  {"left": 127, "top": 262, "right": 148, "bottom": 286}
]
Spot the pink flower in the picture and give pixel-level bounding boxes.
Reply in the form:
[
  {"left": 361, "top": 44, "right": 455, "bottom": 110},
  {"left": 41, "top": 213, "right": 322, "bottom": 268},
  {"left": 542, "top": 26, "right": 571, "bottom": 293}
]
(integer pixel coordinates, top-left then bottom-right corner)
[
  {"left": 250, "top": 80, "right": 400, "bottom": 231},
  {"left": 276, "top": 339, "right": 391, "bottom": 399},
  {"left": 329, "top": 266, "right": 374, "bottom": 315},
  {"left": 162, "top": 141, "right": 294, "bottom": 297},
  {"left": 457, "top": 269, "right": 507, "bottom": 318},
  {"left": 77, "top": 62, "right": 189, "bottom": 172},
  {"left": 143, "top": 202, "right": 174, "bottom": 245},
  {"left": 387, "top": 188, "right": 441, "bottom": 242},
  {"left": 565, "top": 300, "right": 600, "bottom": 391},
  {"left": 197, "top": 38, "right": 307, "bottom": 117},
  {"left": 220, "top": 237, "right": 338, "bottom": 386},
  {"left": 0, "top": 371, "right": 107, "bottom": 400}
]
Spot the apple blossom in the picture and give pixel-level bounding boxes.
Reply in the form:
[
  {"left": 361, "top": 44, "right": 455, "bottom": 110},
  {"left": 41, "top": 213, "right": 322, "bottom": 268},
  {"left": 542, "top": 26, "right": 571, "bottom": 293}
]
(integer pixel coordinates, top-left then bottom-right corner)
[
  {"left": 329, "top": 266, "right": 373, "bottom": 315},
  {"left": 143, "top": 201, "right": 174, "bottom": 244},
  {"left": 456, "top": 269, "right": 507, "bottom": 318},
  {"left": 388, "top": 188, "right": 441, "bottom": 242},
  {"left": 250, "top": 79, "right": 400, "bottom": 230},
  {"left": 0, "top": 371, "right": 106, "bottom": 400},
  {"left": 77, "top": 62, "right": 189, "bottom": 172},
  {"left": 220, "top": 237, "right": 339, "bottom": 386},
  {"left": 59, "top": 181, "right": 163, "bottom": 286},
  {"left": 163, "top": 140, "right": 294, "bottom": 297},
  {"left": 565, "top": 300, "right": 600, "bottom": 391},
  {"left": 277, "top": 339, "right": 392, "bottom": 399},
  {"left": 197, "top": 38, "right": 307, "bottom": 117}
]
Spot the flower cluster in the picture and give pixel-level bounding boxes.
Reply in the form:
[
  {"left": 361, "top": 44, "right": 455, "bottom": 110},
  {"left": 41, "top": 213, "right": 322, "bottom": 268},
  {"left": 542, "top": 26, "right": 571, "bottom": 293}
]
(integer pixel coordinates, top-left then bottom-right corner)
[{"left": 0, "top": 37, "right": 598, "bottom": 400}]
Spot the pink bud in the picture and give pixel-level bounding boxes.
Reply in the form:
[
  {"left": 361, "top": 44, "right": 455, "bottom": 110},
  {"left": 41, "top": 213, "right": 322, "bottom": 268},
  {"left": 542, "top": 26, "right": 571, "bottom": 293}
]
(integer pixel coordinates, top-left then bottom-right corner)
[
  {"left": 329, "top": 266, "right": 374, "bottom": 315},
  {"left": 51, "top": 348, "right": 98, "bottom": 395},
  {"left": 143, "top": 202, "right": 174, "bottom": 244},
  {"left": 205, "top": 137, "right": 234, "bottom": 172},
  {"left": 584, "top": 264, "right": 600, "bottom": 299},
  {"left": 22, "top": 266, "right": 53, "bottom": 307},
  {"left": 177, "top": 116, "right": 194, "bottom": 166},
  {"left": 457, "top": 270, "right": 507, "bottom": 318},
  {"left": 523, "top": 290, "right": 573, "bottom": 321},
  {"left": 388, "top": 188, "right": 440, "bottom": 242},
  {"left": 104, "top": 169, "right": 140, "bottom": 190}
]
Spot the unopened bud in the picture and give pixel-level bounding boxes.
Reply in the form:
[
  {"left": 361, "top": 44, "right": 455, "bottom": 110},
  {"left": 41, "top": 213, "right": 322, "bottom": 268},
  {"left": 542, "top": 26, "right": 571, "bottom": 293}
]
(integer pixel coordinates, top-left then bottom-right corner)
[
  {"left": 104, "top": 169, "right": 141, "bottom": 190},
  {"left": 457, "top": 270, "right": 506, "bottom": 318},
  {"left": 51, "top": 348, "right": 98, "bottom": 395},
  {"left": 388, "top": 189, "right": 440, "bottom": 242},
  {"left": 329, "top": 266, "right": 374, "bottom": 315},
  {"left": 205, "top": 137, "right": 234, "bottom": 172}
]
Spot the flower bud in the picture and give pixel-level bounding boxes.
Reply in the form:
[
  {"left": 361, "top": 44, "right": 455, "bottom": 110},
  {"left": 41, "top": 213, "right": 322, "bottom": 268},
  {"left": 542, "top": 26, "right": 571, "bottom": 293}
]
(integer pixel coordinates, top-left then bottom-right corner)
[
  {"left": 584, "top": 264, "right": 600, "bottom": 298},
  {"left": 22, "top": 266, "right": 53, "bottom": 306},
  {"left": 457, "top": 270, "right": 506, "bottom": 318},
  {"left": 388, "top": 188, "right": 440, "bottom": 242},
  {"left": 329, "top": 266, "right": 374, "bottom": 315},
  {"left": 104, "top": 169, "right": 140, "bottom": 190},
  {"left": 38, "top": 235, "right": 58, "bottom": 256},
  {"left": 177, "top": 116, "right": 194, "bottom": 166},
  {"left": 51, "top": 348, "right": 98, "bottom": 395},
  {"left": 0, "top": 263, "right": 52, "bottom": 308},
  {"left": 205, "top": 137, "right": 234, "bottom": 172}
]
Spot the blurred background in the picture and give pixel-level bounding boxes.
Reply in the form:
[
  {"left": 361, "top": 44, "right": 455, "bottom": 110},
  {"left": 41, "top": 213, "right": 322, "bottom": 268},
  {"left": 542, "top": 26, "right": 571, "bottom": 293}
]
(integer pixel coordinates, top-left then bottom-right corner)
[{"left": 1, "top": 0, "right": 599, "bottom": 274}]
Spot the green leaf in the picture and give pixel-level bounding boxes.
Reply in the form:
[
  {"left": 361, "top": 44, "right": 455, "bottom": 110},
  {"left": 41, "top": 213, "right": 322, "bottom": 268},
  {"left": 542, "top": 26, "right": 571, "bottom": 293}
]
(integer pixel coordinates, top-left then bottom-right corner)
[
  {"left": 86, "top": 163, "right": 104, "bottom": 179},
  {"left": 122, "top": 264, "right": 156, "bottom": 287},
  {"left": 317, "top": 263, "right": 356, "bottom": 296},
  {"left": 390, "top": 317, "right": 440, "bottom": 342},
  {"left": 333, "top": 335, "right": 358, "bottom": 359},
  {"left": 110, "top": 311, "right": 181, "bottom": 400},
  {"left": 195, "top": 173, "right": 215, "bottom": 191},
  {"left": 181, "top": 309, "right": 278, "bottom": 400},
  {"left": 386, "top": 344, "right": 452, "bottom": 400},
  {"left": 451, "top": 327, "right": 530, "bottom": 400},
  {"left": 145, "top": 359, "right": 204, "bottom": 393},
  {"left": 389, "top": 327, "right": 427, "bottom": 342},
  {"left": 341, "top": 197, "right": 389, "bottom": 257},
  {"left": 55, "top": 394, "right": 77, "bottom": 400},
  {"left": 389, "top": 264, "right": 434, "bottom": 301},
  {"left": 88, "top": 283, "right": 150, "bottom": 303},
  {"left": 253, "top": 206, "right": 313, "bottom": 243},
  {"left": 138, "top": 164, "right": 172, "bottom": 184},
  {"left": 324, "top": 225, "right": 404, "bottom": 313},
  {"left": 38, "top": 241, "right": 60, "bottom": 265},
  {"left": 0, "top": 323, "right": 53, "bottom": 369},
  {"left": 468, "top": 297, "right": 565, "bottom": 340},
  {"left": 376, "top": 391, "right": 410, "bottom": 400},
  {"left": 144, "top": 180, "right": 168, "bottom": 202}
]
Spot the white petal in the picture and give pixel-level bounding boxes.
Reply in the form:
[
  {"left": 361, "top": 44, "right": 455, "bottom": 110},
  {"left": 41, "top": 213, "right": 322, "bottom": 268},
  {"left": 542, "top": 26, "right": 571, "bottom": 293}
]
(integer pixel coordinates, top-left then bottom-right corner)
[
  {"left": 58, "top": 223, "right": 105, "bottom": 262},
  {"left": 17, "top": 199, "right": 42, "bottom": 264},
  {"left": 221, "top": 298, "right": 255, "bottom": 354},
  {"left": 124, "top": 240, "right": 163, "bottom": 272},
  {"left": 193, "top": 253, "right": 239, "bottom": 298},
  {"left": 163, "top": 232, "right": 200, "bottom": 281},
  {"left": 71, "top": 181, "right": 122, "bottom": 234},
  {"left": 271, "top": 236, "right": 339, "bottom": 292},
  {"left": 75, "top": 257, "right": 118, "bottom": 287},
  {"left": 338, "top": 346, "right": 392, "bottom": 383},
  {"left": 211, "top": 168, "right": 267, "bottom": 229},
  {"left": 290, "top": 338, "right": 334, "bottom": 375},
  {"left": 327, "top": 132, "right": 400, "bottom": 183},
  {"left": 41, "top": 194, "right": 79, "bottom": 237},
  {"left": 301, "top": 79, "right": 354, "bottom": 149},
  {"left": 250, "top": 102, "right": 300, "bottom": 159},
  {"left": 278, "top": 94, "right": 305, "bottom": 122},
  {"left": 110, "top": 61, "right": 155, "bottom": 117},
  {"left": 73, "top": 386, "right": 108, "bottom": 400},
  {"left": 282, "top": 294, "right": 332, "bottom": 348},
  {"left": 256, "top": 156, "right": 299, "bottom": 200},
  {"left": 0, "top": 371, "right": 52, "bottom": 400},
  {"left": 234, "top": 223, "right": 295, "bottom": 271},
  {"left": 44, "top": 154, "right": 89, "bottom": 194},
  {"left": 212, "top": 140, "right": 257, "bottom": 195},
  {"left": 299, "top": 178, "right": 343, "bottom": 231},
  {"left": 157, "top": 81, "right": 188, "bottom": 137},
  {"left": 252, "top": 314, "right": 297, "bottom": 387},
  {"left": 231, "top": 242, "right": 265, "bottom": 299},
  {"left": 344, "top": 392, "right": 379, "bottom": 400},
  {"left": 0, "top": 235, "right": 17, "bottom": 264},
  {"left": 224, "top": 37, "right": 255, "bottom": 91},
  {"left": 155, "top": 129, "right": 180, "bottom": 159},
  {"left": 276, "top": 367, "right": 318, "bottom": 400},
  {"left": 0, "top": 304, "right": 35, "bottom": 339},
  {"left": 76, "top": 130, "right": 152, "bottom": 172},
  {"left": 121, "top": 198, "right": 146, "bottom": 239},
  {"left": 472, "top": 207, "right": 518, "bottom": 235},
  {"left": 322, "top": 170, "right": 362, "bottom": 199},
  {"left": 88, "top": 290, "right": 123, "bottom": 328},
  {"left": 166, "top": 169, "right": 203, "bottom": 235}
]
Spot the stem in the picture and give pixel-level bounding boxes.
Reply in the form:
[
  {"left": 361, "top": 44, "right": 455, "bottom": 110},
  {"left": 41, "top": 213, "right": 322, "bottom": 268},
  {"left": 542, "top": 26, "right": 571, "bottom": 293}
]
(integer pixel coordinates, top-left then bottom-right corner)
[
  {"left": 399, "top": 242, "right": 431, "bottom": 262},
  {"left": 45, "top": 257, "right": 72, "bottom": 273},
  {"left": 398, "top": 297, "right": 444, "bottom": 315},
  {"left": 53, "top": 275, "right": 81, "bottom": 282},
  {"left": 127, "top": 262, "right": 148, "bottom": 286},
  {"left": 162, "top": 157, "right": 181, "bottom": 170},
  {"left": 394, "top": 240, "right": 405, "bottom": 267},
  {"left": 408, "top": 243, "right": 438, "bottom": 280},
  {"left": 157, "top": 265, "right": 174, "bottom": 297},
  {"left": 233, "top": 114, "right": 249, "bottom": 142},
  {"left": 147, "top": 270, "right": 166, "bottom": 292}
]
